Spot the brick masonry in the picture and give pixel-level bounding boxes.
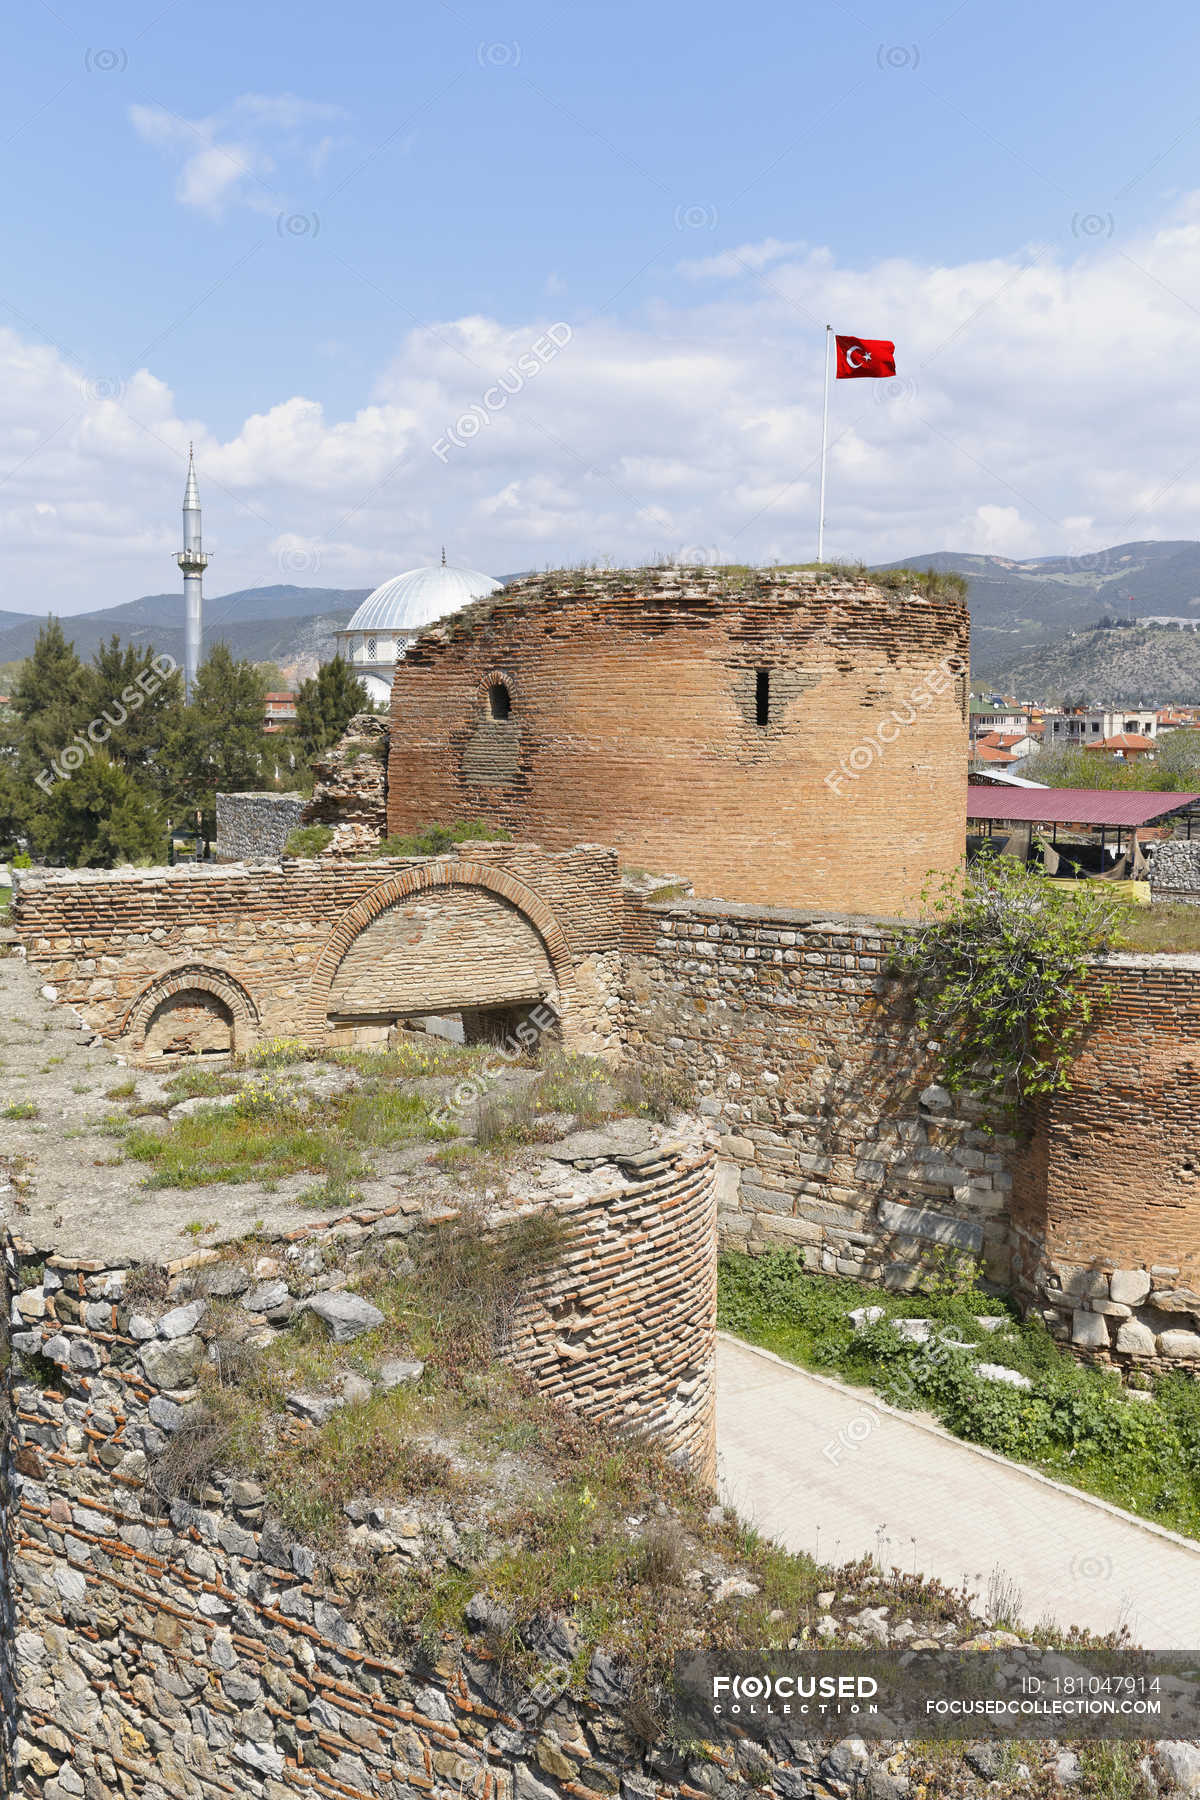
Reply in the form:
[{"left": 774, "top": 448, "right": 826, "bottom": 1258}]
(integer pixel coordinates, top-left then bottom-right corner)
[
  {"left": 12, "top": 847, "right": 626, "bottom": 1062},
  {"left": 1012, "top": 955, "right": 1200, "bottom": 1369},
  {"left": 14, "top": 861, "right": 1200, "bottom": 1375},
  {"left": 2, "top": 1143, "right": 719, "bottom": 1797},
  {"left": 385, "top": 568, "right": 970, "bottom": 916}
]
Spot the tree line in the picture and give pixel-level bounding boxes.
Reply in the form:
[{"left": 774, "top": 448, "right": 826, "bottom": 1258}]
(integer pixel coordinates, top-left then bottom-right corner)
[
  {"left": 0, "top": 620, "right": 374, "bottom": 867},
  {"left": 1025, "top": 732, "right": 1200, "bottom": 792}
]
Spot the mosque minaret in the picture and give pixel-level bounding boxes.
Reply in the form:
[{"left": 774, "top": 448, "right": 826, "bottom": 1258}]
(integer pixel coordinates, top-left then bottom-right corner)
[{"left": 176, "top": 444, "right": 208, "bottom": 701}]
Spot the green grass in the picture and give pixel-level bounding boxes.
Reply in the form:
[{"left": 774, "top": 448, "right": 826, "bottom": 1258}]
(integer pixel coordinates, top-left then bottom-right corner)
[
  {"left": 3, "top": 1100, "right": 37, "bottom": 1120},
  {"left": 283, "top": 825, "right": 334, "bottom": 858},
  {"left": 126, "top": 1111, "right": 343, "bottom": 1188},
  {"left": 719, "top": 1249, "right": 1200, "bottom": 1540},
  {"left": 374, "top": 819, "right": 512, "bottom": 858},
  {"left": 163, "top": 1066, "right": 241, "bottom": 1100},
  {"left": 1115, "top": 902, "right": 1200, "bottom": 954},
  {"left": 122, "top": 1042, "right": 472, "bottom": 1190}
]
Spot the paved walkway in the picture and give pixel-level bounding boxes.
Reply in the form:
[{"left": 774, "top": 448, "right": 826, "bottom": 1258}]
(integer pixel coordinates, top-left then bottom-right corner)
[{"left": 717, "top": 1333, "right": 1200, "bottom": 1646}]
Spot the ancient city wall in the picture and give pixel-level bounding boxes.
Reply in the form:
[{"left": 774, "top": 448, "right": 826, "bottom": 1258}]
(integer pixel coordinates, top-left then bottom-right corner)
[
  {"left": 3, "top": 1137, "right": 718, "bottom": 1796},
  {"left": 386, "top": 569, "right": 970, "bottom": 916},
  {"left": 620, "top": 898, "right": 1017, "bottom": 1289},
  {"left": 12, "top": 847, "right": 624, "bottom": 1061},
  {"left": 621, "top": 898, "right": 1200, "bottom": 1375},
  {"left": 1147, "top": 837, "right": 1200, "bottom": 904}
]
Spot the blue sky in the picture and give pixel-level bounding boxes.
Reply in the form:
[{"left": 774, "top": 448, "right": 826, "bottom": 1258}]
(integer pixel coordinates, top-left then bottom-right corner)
[{"left": 6, "top": 0, "right": 1200, "bottom": 610}]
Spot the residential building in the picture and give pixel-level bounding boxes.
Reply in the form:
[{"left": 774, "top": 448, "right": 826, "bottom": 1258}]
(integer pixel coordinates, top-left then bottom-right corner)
[
  {"left": 1042, "top": 708, "right": 1157, "bottom": 745},
  {"left": 264, "top": 692, "right": 298, "bottom": 733}
]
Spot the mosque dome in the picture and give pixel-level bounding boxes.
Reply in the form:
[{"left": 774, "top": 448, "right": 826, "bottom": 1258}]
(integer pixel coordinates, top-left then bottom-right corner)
[
  {"left": 345, "top": 563, "right": 502, "bottom": 634},
  {"left": 335, "top": 558, "right": 502, "bottom": 696}
]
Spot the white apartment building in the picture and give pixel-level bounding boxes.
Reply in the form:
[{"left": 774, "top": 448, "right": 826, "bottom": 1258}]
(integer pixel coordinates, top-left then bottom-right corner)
[{"left": 1042, "top": 708, "right": 1157, "bottom": 744}]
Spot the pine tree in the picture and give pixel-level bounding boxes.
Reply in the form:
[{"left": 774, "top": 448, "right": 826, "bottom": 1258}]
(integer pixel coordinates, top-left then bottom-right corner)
[
  {"left": 294, "top": 656, "right": 371, "bottom": 758},
  {"left": 37, "top": 755, "right": 164, "bottom": 868},
  {"left": 163, "top": 643, "right": 268, "bottom": 833},
  {"left": 11, "top": 618, "right": 90, "bottom": 767},
  {"left": 85, "top": 636, "right": 183, "bottom": 793}
]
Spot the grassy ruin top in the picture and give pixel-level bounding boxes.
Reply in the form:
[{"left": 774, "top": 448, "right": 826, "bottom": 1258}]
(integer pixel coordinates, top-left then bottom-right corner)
[
  {"left": 0, "top": 940, "right": 687, "bottom": 1261},
  {"left": 409, "top": 562, "right": 969, "bottom": 646}
]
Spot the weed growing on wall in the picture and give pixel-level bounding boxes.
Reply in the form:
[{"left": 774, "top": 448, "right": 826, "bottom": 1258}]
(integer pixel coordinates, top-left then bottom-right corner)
[
  {"left": 375, "top": 819, "right": 512, "bottom": 857},
  {"left": 898, "top": 850, "right": 1119, "bottom": 1102},
  {"left": 282, "top": 824, "right": 333, "bottom": 858}
]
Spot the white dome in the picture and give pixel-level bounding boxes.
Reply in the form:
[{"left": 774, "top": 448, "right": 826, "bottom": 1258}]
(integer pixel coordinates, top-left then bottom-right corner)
[{"left": 346, "top": 563, "right": 501, "bottom": 633}]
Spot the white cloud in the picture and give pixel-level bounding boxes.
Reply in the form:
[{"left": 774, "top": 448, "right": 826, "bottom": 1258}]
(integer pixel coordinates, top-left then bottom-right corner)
[
  {"left": 129, "top": 93, "right": 347, "bottom": 219},
  {"left": 13, "top": 200, "right": 1200, "bottom": 614},
  {"left": 678, "top": 237, "right": 807, "bottom": 279}
]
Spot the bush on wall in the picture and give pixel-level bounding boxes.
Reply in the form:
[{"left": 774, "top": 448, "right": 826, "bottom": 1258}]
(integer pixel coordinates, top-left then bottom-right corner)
[{"left": 898, "top": 850, "right": 1119, "bottom": 1102}]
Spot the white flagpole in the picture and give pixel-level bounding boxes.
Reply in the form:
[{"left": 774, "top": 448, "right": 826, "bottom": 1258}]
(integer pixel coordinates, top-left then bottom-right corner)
[{"left": 817, "top": 324, "right": 832, "bottom": 563}]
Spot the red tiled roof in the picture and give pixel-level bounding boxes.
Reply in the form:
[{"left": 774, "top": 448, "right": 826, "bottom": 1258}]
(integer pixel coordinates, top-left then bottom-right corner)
[
  {"left": 1084, "top": 733, "right": 1156, "bottom": 752},
  {"left": 967, "top": 786, "right": 1200, "bottom": 826},
  {"left": 971, "top": 744, "right": 1018, "bottom": 763}
]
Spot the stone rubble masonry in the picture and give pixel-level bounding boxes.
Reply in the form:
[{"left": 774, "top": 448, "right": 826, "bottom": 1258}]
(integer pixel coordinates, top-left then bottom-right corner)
[
  {"left": 213, "top": 792, "right": 305, "bottom": 864},
  {"left": 386, "top": 568, "right": 971, "bottom": 916},
  {"left": 621, "top": 896, "right": 1018, "bottom": 1292},
  {"left": 1147, "top": 836, "right": 1200, "bottom": 905},
  {"left": 2, "top": 1136, "right": 718, "bottom": 1797},
  {"left": 300, "top": 714, "right": 389, "bottom": 856},
  {"left": 622, "top": 896, "right": 1200, "bottom": 1377},
  {"left": 12, "top": 845, "right": 625, "bottom": 1062}
]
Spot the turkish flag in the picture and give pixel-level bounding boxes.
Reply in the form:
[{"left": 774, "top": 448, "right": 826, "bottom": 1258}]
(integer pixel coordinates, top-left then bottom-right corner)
[{"left": 835, "top": 334, "right": 896, "bottom": 379}]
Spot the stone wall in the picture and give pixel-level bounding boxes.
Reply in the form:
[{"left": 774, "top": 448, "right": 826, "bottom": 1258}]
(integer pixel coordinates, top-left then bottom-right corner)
[
  {"left": 12, "top": 847, "right": 625, "bottom": 1062},
  {"left": 1147, "top": 836, "right": 1200, "bottom": 904},
  {"left": 301, "top": 713, "right": 389, "bottom": 855},
  {"left": 213, "top": 793, "right": 305, "bottom": 864},
  {"left": 3, "top": 1134, "right": 718, "bottom": 1796},
  {"left": 621, "top": 898, "right": 1200, "bottom": 1377},
  {"left": 621, "top": 898, "right": 1017, "bottom": 1291},
  {"left": 387, "top": 568, "right": 970, "bottom": 916}
]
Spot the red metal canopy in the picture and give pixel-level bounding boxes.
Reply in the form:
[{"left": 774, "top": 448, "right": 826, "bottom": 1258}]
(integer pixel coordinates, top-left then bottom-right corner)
[{"left": 967, "top": 785, "right": 1200, "bottom": 827}]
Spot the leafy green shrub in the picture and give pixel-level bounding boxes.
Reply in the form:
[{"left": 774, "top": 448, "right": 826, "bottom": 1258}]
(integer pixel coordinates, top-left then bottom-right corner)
[
  {"left": 899, "top": 850, "right": 1119, "bottom": 1101},
  {"left": 283, "top": 825, "right": 334, "bottom": 858}
]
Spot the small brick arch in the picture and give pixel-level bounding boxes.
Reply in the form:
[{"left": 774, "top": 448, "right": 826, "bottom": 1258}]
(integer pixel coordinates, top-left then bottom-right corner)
[
  {"left": 476, "top": 666, "right": 518, "bottom": 707},
  {"left": 122, "top": 964, "right": 261, "bottom": 1056},
  {"left": 303, "top": 859, "right": 577, "bottom": 1039}
]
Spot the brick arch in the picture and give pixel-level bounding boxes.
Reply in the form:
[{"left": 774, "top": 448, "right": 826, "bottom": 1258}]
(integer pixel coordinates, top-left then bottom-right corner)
[
  {"left": 303, "top": 858, "right": 577, "bottom": 1038},
  {"left": 476, "top": 666, "right": 518, "bottom": 706},
  {"left": 122, "top": 963, "right": 261, "bottom": 1055}
]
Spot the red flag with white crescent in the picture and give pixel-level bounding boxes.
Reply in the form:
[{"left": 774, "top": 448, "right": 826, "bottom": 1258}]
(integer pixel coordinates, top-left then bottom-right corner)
[{"left": 835, "top": 334, "right": 896, "bottom": 379}]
